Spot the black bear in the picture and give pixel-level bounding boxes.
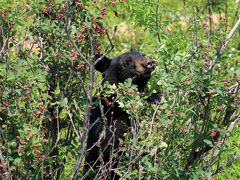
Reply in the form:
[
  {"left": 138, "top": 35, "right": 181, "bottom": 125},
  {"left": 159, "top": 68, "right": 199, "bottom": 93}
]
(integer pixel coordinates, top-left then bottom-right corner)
[{"left": 83, "top": 47, "right": 159, "bottom": 179}]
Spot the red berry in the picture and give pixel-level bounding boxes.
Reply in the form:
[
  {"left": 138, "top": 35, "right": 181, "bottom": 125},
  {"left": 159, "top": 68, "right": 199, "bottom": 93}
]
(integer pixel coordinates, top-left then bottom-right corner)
[
  {"left": 68, "top": 50, "right": 78, "bottom": 60},
  {"left": 101, "top": 6, "right": 107, "bottom": 18},
  {"left": 52, "top": 52, "right": 63, "bottom": 57},
  {"left": 204, "top": 60, "right": 210, "bottom": 66},
  {"left": 56, "top": 13, "right": 64, "bottom": 19},
  {"left": 38, "top": 155, "right": 45, "bottom": 160},
  {"left": 28, "top": 133, "right": 33, "bottom": 138},
  {"left": 223, "top": 80, "right": 229, "bottom": 86},
  {"left": 210, "top": 130, "right": 218, "bottom": 138},
  {"left": 17, "top": 146, "right": 24, "bottom": 153},
  {"left": 39, "top": 105, "right": 46, "bottom": 111},
  {"left": 76, "top": 34, "right": 84, "bottom": 42},
  {"left": 34, "top": 148, "right": 40, "bottom": 157},
  {"left": 44, "top": 6, "right": 52, "bottom": 14},
  {"left": 11, "top": 35, "right": 17, "bottom": 41},
  {"left": 110, "top": 0, "right": 116, "bottom": 5},
  {"left": 4, "top": 101, "right": 10, "bottom": 107},
  {"left": 75, "top": 0, "right": 84, "bottom": 8}
]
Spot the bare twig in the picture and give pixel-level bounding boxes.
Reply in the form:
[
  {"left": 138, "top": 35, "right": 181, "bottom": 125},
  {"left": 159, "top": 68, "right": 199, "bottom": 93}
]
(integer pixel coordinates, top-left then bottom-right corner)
[
  {"left": 71, "top": 54, "right": 93, "bottom": 180},
  {"left": 70, "top": 24, "right": 118, "bottom": 180},
  {"left": 193, "top": 6, "right": 199, "bottom": 47},
  {"left": 232, "top": 4, "right": 239, "bottom": 27},
  {"left": 209, "top": 17, "right": 240, "bottom": 70},
  {"left": 9, "top": 35, "right": 29, "bottom": 51},
  {"left": 0, "top": 35, "right": 29, "bottom": 60},
  {"left": 219, "top": 18, "right": 240, "bottom": 54},
  {"left": 226, "top": 113, "right": 240, "bottom": 132},
  {"left": 46, "top": 107, "right": 60, "bottom": 157},
  {"left": 208, "top": 113, "right": 240, "bottom": 167},
  {"left": 149, "top": 104, "right": 161, "bottom": 135},
  {"left": 155, "top": 0, "right": 161, "bottom": 43},
  {"left": 94, "top": 26, "right": 117, "bottom": 66},
  {"left": 0, "top": 25, "right": 7, "bottom": 61},
  {"left": 64, "top": 16, "right": 90, "bottom": 66},
  {"left": 225, "top": 151, "right": 240, "bottom": 167},
  {"left": 66, "top": 105, "right": 81, "bottom": 140},
  {"left": 179, "top": 43, "right": 202, "bottom": 71},
  {"left": 211, "top": 150, "right": 240, "bottom": 176},
  {"left": 35, "top": 35, "right": 50, "bottom": 71},
  {"left": 224, "top": 0, "right": 228, "bottom": 33}
]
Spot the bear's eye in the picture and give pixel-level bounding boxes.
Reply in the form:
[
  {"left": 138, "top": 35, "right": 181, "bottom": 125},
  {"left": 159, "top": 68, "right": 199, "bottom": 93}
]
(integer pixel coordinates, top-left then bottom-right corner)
[{"left": 126, "top": 56, "right": 133, "bottom": 64}]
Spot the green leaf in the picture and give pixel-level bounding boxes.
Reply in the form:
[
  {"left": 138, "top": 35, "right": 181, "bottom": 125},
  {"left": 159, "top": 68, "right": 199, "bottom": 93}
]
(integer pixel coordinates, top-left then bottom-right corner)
[
  {"left": 7, "top": 71, "right": 15, "bottom": 81},
  {"left": 61, "top": 97, "right": 68, "bottom": 107},
  {"left": 203, "top": 139, "right": 213, "bottom": 147},
  {"left": 118, "top": 101, "right": 124, "bottom": 108},
  {"left": 13, "top": 158, "right": 21, "bottom": 165},
  {"left": 125, "top": 78, "right": 132, "bottom": 88},
  {"left": 54, "top": 83, "right": 61, "bottom": 95},
  {"left": 59, "top": 108, "right": 67, "bottom": 119}
]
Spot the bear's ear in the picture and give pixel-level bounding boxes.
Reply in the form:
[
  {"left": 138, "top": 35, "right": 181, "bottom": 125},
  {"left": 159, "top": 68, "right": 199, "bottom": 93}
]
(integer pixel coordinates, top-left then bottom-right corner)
[
  {"left": 124, "top": 56, "right": 135, "bottom": 68},
  {"left": 94, "top": 54, "right": 111, "bottom": 73},
  {"left": 130, "top": 45, "right": 137, "bottom": 52}
]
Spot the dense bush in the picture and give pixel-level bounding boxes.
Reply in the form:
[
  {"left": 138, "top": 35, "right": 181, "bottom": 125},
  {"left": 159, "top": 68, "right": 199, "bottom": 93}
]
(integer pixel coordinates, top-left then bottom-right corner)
[{"left": 0, "top": 0, "right": 239, "bottom": 179}]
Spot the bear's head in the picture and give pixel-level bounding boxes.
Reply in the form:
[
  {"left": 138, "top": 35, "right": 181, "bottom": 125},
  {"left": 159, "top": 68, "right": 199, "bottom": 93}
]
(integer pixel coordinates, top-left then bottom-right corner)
[{"left": 94, "top": 47, "right": 154, "bottom": 91}]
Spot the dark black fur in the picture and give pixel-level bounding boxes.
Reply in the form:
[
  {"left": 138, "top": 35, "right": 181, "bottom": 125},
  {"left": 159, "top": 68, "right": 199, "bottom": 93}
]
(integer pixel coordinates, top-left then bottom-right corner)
[
  {"left": 95, "top": 49, "right": 154, "bottom": 91},
  {"left": 83, "top": 48, "right": 160, "bottom": 179}
]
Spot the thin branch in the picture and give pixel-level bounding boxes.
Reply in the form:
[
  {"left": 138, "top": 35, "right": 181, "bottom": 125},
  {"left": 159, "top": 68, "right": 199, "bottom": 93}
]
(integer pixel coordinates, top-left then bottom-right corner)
[
  {"left": 94, "top": 26, "right": 117, "bottom": 65},
  {"left": 212, "top": 149, "right": 240, "bottom": 176},
  {"left": 226, "top": 113, "right": 240, "bottom": 132},
  {"left": 8, "top": 35, "right": 29, "bottom": 51},
  {"left": 155, "top": 0, "right": 161, "bottom": 43},
  {"left": 226, "top": 151, "right": 240, "bottom": 167},
  {"left": 0, "top": 25, "right": 7, "bottom": 61},
  {"left": 71, "top": 60, "right": 93, "bottom": 180},
  {"left": 208, "top": 113, "right": 240, "bottom": 166},
  {"left": 36, "top": 36, "right": 50, "bottom": 71},
  {"left": 71, "top": 25, "right": 116, "bottom": 180},
  {"left": 66, "top": 105, "right": 81, "bottom": 140},
  {"left": 193, "top": 6, "right": 199, "bottom": 47},
  {"left": 209, "top": 17, "right": 240, "bottom": 70},
  {"left": 179, "top": 43, "right": 202, "bottom": 71},
  {"left": 0, "top": 35, "right": 29, "bottom": 59},
  {"left": 64, "top": 16, "right": 90, "bottom": 66},
  {"left": 219, "top": 17, "right": 240, "bottom": 54},
  {"left": 45, "top": 107, "right": 61, "bottom": 157},
  {"left": 149, "top": 104, "right": 161, "bottom": 135},
  {"left": 232, "top": 4, "right": 239, "bottom": 27}
]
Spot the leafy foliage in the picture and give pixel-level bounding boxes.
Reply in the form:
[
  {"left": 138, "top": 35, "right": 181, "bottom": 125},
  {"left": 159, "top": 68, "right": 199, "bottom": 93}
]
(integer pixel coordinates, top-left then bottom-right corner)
[{"left": 0, "top": 0, "right": 239, "bottom": 179}]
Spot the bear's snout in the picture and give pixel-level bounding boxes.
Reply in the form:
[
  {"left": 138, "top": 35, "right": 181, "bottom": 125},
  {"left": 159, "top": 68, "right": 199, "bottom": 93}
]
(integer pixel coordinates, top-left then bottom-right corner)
[{"left": 146, "top": 60, "right": 154, "bottom": 70}]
